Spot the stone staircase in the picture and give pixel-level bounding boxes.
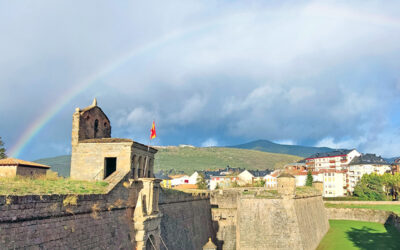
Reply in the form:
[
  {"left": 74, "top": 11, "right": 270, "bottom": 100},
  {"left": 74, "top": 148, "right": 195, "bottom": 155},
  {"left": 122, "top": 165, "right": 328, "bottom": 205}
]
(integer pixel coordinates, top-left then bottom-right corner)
[{"left": 104, "top": 169, "right": 130, "bottom": 193}]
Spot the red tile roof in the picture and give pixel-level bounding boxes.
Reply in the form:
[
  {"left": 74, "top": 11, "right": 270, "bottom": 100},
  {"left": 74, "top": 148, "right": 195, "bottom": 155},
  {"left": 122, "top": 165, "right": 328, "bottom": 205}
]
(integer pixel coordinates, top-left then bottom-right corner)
[{"left": 0, "top": 158, "right": 50, "bottom": 168}]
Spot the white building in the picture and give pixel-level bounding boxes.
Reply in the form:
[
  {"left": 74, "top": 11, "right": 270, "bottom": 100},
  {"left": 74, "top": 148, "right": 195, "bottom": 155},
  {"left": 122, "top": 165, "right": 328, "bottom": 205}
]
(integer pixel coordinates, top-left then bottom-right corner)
[
  {"left": 288, "top": 168, "right": 346, "bottom": 197},
  {"left": 264, "top": 170, "right": 280, "bottom": 188},
  {"left": 306, "top": 149, "right": 361, "bottom": 171},
  {"left": 319, "top": 170, "right": 347, "bottom": 197},
  {"left": 237, "top": 170, "right": 254, "bottom": 185},
  {"left": 188, "top": 171, "right": 200, "bottom": 185},
  {"left": 169, "top": 174, "right": 190, "bottom": 187},
  {"left": 292, "top": 171, "right": 322, "bottom": 187},
  {"left": 347, "top": 154, "right": 391, "bottom": 193},
  {"left": 209, "top": 175, "right": 239, "bottom": 190}
]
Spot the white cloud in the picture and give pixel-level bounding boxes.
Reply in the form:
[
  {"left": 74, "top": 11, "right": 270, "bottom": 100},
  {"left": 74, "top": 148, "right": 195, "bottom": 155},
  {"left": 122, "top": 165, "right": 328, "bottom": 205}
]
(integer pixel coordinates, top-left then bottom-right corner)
[
  {"left": 274, "top": 139, "right": 296, "bottom": 146},
  {"left": 201, "top": 138, "right": 218, "bottom": 147},
  {"left": 315, "top": 137, "right": 365, "bottom": 150}
]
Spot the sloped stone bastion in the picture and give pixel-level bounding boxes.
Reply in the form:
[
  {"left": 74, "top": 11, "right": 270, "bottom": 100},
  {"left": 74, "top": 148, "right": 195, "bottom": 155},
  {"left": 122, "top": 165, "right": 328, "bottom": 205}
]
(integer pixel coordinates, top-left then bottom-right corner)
[{"left": 211, "top": 174, "right": 330, "bottom": 250}]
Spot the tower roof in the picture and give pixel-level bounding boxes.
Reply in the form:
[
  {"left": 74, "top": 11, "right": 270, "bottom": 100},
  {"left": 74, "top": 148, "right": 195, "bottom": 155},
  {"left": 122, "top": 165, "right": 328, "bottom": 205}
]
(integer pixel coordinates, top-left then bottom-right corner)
[{"left": 203, "top": 238, "right": 217, "bottom": 249}]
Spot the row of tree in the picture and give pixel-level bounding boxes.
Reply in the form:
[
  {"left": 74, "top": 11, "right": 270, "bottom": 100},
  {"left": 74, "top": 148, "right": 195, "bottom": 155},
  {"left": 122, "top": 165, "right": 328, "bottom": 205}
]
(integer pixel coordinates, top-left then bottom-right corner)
[{"left": 354, "top": 173, "right": 400, "bottom": 201}]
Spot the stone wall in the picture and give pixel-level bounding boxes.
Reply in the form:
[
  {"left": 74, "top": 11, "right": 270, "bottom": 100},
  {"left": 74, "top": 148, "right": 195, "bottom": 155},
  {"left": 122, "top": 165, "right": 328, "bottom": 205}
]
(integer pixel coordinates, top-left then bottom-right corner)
[
  {"left": 237, "top": 195, "right": 329, "bottom": 250},
  {"left": 16, "top": 166, "right": 47, "bottom": 177},
  {"left": 159, "top": 189, "right": 216, "bottom": 250},
  {"left": 294, "top": 196, "right": 330, "bottom": 250},
  {"left": 0, "top": 165, "right": 16, "bottom": 177},
  {"left": 71, "top": 141, "right": 133, "bottom": 180},
  {"left": 209, "top": 188, "right": 329, "bottom": 250},
  {"left": 326, "top": 207, "right": 393, "bottom": 223},
  {"left": 210, "top": 189, "right": 240, "bottom": 250},
  {"left": 0, "top": 181, "right": 219, "bottom": 250},
  {"left": 0, "top": 179, "right": 139, "bottom": 249}
]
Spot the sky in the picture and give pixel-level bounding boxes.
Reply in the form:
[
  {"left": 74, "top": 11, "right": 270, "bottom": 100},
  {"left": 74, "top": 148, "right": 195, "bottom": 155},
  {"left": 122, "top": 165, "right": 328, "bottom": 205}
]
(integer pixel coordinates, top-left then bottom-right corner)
[{"left": 1, "top": 0, "right": 400, "bottom": 160}]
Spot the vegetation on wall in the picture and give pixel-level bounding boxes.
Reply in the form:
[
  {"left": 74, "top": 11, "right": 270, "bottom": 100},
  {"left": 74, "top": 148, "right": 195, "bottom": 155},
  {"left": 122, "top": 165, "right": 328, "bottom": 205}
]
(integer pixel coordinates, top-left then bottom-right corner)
[
  {"left": 0, "top": 173, "right": 108, "bottom": 195},
  {"left": 0, "top": 136, "right": 7, "bottom": 159}
]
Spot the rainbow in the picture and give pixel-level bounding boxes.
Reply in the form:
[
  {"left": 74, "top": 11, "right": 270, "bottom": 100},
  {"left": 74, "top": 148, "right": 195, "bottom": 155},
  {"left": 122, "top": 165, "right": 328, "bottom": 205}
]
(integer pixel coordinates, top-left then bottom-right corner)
[
  {"left": 9, "top": 3, "right": 400, "bottom": 158},
  {"left": 9, "top": 23, "right": 215, "bottom": 158}
]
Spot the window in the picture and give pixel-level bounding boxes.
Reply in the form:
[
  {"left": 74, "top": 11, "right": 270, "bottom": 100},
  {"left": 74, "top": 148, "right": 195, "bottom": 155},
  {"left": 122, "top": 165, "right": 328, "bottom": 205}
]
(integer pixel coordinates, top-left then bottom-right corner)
[
  {"left": 104, "top": 157, "right": 117, "bottom": 179},
  {"left": 94, "top": 119, "right": 99, "bottom": 137}
]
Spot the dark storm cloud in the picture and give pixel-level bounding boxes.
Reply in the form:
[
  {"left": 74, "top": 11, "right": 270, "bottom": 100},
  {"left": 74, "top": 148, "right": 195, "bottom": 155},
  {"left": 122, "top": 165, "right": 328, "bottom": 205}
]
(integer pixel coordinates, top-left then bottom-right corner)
[{"left": 1, "top": 0, "right": 400, "bottom": 159}]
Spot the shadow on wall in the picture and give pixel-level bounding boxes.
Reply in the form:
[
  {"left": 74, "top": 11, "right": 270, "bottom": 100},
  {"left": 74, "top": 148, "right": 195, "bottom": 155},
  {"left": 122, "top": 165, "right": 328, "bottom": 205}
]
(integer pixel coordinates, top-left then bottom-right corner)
[
  {"left": 346, "top": 224, "right": 400, "bottom": 250},
  {"left": 211, "top": 218, "right": 222, "bottom": 249}
]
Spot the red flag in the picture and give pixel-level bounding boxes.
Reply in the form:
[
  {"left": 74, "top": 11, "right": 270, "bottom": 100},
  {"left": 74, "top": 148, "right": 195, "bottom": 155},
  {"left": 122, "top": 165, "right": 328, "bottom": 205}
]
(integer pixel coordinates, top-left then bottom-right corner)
[{"left": 150, "top": 121, "right": 156, "bottom": 140}]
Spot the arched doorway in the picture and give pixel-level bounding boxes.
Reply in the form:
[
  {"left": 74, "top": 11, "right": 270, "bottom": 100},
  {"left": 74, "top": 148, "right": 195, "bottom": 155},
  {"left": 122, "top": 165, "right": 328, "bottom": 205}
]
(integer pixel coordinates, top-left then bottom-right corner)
[{"left": 145, "top": 235, "right": 155, "bottom": 250}]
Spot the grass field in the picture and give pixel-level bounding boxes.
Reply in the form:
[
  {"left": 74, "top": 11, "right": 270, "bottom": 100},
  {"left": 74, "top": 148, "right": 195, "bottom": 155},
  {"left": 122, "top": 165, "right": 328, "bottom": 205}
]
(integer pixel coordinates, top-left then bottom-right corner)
[
  {"left": 154, "top": 146, "right": 301, "bottom": 174},
  {"left": 0, "top": 175, "right": 108, "bottom": 195},
  {"left": 317, "top": 220, "right": 400, "bottom": 250},
  {"left": 325, "top": 203, "right": 400, "bottom": 215}
]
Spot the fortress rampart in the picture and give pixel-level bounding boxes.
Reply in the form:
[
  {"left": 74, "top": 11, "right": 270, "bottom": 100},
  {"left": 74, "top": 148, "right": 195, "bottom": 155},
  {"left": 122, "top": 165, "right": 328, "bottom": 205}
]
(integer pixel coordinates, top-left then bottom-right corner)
[
  {"left": 210, "top": 179, "right": 329, "bottom": 250},
  {"left": 0, "top": 177, "right": 215, "bottom": 249},
  {"left": 0, "top": 101, "right": 331, "bottom": 249}
]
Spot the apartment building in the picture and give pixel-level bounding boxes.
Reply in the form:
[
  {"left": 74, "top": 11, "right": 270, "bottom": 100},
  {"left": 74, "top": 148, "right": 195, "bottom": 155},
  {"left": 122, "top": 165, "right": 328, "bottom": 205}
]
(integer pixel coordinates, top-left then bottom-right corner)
[
  {"left": 305, "top": 149, "right": 361, "bottom": 171},
  {"left": 347, "top": 154, "right": 391, "bottom": 193}
]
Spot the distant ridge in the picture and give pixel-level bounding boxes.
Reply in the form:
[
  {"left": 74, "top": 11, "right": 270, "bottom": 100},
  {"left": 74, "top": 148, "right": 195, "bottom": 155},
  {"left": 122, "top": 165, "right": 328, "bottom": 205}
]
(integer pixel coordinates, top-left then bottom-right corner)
[{"left": 229, "top": 139, "right": 340, "bottom": 158}]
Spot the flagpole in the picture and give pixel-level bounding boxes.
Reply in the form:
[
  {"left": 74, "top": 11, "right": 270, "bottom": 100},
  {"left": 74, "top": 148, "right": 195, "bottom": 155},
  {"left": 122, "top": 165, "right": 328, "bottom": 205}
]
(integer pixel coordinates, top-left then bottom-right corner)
[
  {"left": 144, "top": 133, "right": 150, "bottom": 178},
  {"left": 144, "top": 121, "right": 153, "bottom": 178}
]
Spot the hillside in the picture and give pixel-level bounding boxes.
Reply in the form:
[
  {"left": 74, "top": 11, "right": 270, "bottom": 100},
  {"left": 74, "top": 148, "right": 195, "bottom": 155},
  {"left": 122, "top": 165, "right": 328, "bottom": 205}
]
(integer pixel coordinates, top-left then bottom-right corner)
[
  {"left": 35, "top": 147, "right": 301, "bottom": 176},
  {"left": 35, "top": 155, "right": 71, "bottom": 177},
  {"left": 154, "top": 146, "right": 301, "bottom": 174},
  {"left": 230, "top": 139, "right": 339, "bottom": 158}
]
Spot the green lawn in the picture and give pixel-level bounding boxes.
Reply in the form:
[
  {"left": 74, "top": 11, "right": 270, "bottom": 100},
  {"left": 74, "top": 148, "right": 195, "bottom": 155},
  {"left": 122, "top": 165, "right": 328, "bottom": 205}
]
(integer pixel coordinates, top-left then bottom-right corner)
[
  {"left": 325, "top": 203, "right": 400, "bottom": 215},
  {"left": 0, "top": 176, "right": 108, "bottom": 195},
  {"left": 317, "top": 220, "right": 400, "bottom": 250}
]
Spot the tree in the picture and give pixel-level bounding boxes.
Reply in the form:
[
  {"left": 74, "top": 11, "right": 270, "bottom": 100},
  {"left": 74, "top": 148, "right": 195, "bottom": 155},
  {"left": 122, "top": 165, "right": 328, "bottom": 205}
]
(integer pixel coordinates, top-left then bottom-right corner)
[
  {"left": 306, "top": 169, "right": 313, "bottom": 187},
  {"left": 381, "top": 173, "right": 393, "bottom": 199},
  {"left": 196, "top": 173, "right": 208, "bottom": 190},
  {"left": 354, "top": 173, "right": 386, "bottom": 201},
  {"left": 0, "top": 137, "right": 6, "bottom": 159},
  {"left": 392, "top": 173, "right": 400, "bottom": 200}
]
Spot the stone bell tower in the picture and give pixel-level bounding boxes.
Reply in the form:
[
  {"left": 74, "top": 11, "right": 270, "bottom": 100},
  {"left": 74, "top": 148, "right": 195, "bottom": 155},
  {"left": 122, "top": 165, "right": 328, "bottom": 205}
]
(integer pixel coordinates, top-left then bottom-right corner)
[
  {"left": 70, "top": 99, "right": 157, "bottom": 181},
  {"left": 71, "top": 98, "right": 111, "bottom": 147}
]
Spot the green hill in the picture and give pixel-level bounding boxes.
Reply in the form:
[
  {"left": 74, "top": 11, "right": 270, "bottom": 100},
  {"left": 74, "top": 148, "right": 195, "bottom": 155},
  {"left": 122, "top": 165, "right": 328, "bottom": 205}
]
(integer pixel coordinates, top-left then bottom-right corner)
[
  {"left": 230, "top": 139, "right": 339, "bottom": 158},
  {"left": 154, "top": 146, "right": 301, "bottom": 174},
  {"left": 35, "top": 147, "right": 301, "bottom": 176},
  {"left": 35, "top": 155, "right": 71, "bottom": 177}
]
